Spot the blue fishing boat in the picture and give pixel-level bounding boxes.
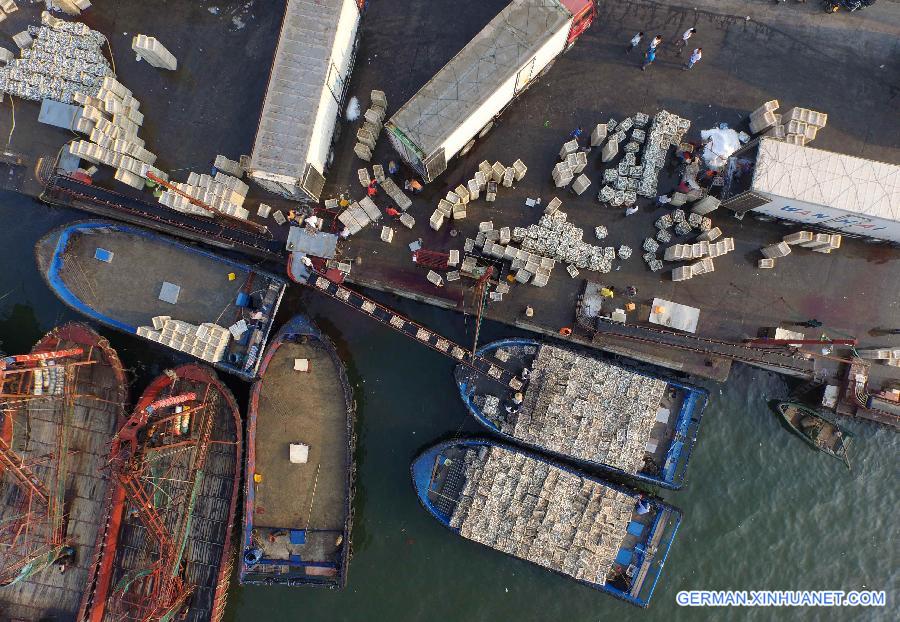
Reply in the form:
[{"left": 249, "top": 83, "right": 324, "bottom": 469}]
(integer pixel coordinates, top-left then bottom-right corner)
[
  {"left": 35, "top": 221, "right": 287, "bottom": 381},
  {"left": 240, "top": 315, "right": 355, "bottom": 587},
  {"left": 455, "top": 339, "right": 709, "bottom": 489},
  {"left": 411, "top": 439, "right": 682, "bottom": 608}
]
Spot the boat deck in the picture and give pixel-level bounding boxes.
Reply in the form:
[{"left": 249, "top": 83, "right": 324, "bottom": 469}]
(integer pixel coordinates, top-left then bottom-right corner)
[
  {"left": 417, "top": 441, "right": 677, "bottom": 606},
  {"left": 0, "top": 330, "right": 124, "bottom": 621},
  {"left": 252, "top": 339, "right": 349, "bottom": 565},
  {"left": 101, "top": 370, "right": 239, "bottom": 622},
  {"left": 45, "top": 225, "right": 253, "bottom": 330},
  {"left": 461, "top": 341, "right": 691, "bottom": 482}
]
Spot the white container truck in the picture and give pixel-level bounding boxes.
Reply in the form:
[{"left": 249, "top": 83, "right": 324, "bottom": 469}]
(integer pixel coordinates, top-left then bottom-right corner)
[
  {"left": 385, "top": 0, "right": 596, "bottom": 183},
  {"left": 723, "top": 137, "right": 900, "bottom": 243},
  {"left": 247, "top": 0, "right": 365, "bottom": 202}
]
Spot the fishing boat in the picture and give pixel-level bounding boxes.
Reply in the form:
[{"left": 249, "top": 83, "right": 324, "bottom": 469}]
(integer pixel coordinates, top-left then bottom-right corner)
[
  {"left": 412, "top": 439, "right": 682, "bottom": 608},
  {"left": 455, "top": 339, "right": 709, "bottom": 490},
  {"left": 35, "top": 220, "right": 287, "bottom": 381},
  {"left": 0, "top": 322, "right": 127, "bottom": 620},
  {"left": 774, "top": 401, "right": 852, "bottom": 468},
  {"left": 240, "top": 315, "right": 355, "bottom": 588},
  {"left": 78, "top": 364, "right": 242, "bottom": 622}
]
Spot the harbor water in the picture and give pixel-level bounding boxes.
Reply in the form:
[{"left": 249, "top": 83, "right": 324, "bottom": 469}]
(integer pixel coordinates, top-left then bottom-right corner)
[{"left": 1, "top": 193, "right": 895, "bottom": 621}]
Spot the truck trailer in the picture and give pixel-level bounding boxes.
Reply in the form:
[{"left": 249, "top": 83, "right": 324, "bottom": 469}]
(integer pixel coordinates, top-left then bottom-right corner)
[
  {"left": 385, "top": 0, "right": 596, "bottom": 183},
  {"left": 247, "top": 0, "right": 365, "bottom": 202},
  {"left": 723, "top": 137, "right": 900, "bottom": 243}
]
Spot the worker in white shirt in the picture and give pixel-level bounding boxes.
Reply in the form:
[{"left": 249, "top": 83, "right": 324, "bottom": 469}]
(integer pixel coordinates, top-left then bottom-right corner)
[
  {"left": 684, "top": 48, "right": 703, "bottom": 70},
  {"left": 675, "top": 27, "right": 696, "bottom": 55},
  {"left": 626, "top": 31, "right": 644, "bottom": 53}
]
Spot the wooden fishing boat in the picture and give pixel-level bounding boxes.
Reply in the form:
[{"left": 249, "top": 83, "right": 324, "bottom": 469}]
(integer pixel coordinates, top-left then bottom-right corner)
[
  {"left": 35, "top": 220, "right": 286, "bottom": 381},
  {"left": 79, "top": 364, "right": 242, "bottom": 622},
  {"left": 774, "top": 401, "right": 852, "bottom": 468},
  {"left": 412, "top": 439, "right": 682, "bottom": 608},
  {"left": 456, "top": 339, "right": 709, "bottom": 490},
  {"left": 0, "top": 323, "right": 127, "bottom": 620},
  {"left": 240, "top": 315, "right": 356, "bottom": 588}
]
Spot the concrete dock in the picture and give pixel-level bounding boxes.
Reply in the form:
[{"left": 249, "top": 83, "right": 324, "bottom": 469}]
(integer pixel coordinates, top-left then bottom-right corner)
[{"left": 0, "top": 1, "right": 897, "bottom": 417}]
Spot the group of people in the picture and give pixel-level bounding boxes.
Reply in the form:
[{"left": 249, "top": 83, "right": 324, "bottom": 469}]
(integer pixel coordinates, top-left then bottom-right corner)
[{"left": 628, "top": 28, "right": 703, "bottom": 72}]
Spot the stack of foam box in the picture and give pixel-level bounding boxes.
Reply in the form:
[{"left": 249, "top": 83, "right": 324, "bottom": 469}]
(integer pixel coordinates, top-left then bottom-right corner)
[
  {"left": 750, "top": 100, "right": 779, "bottom": 134},
  {"left": 132, "top": 34, "right": 177, "bottom": 70},
  {"left": 48, "top": 0, "right": 91, "bottom": 16},
  {"left": 355, "top": 90, "right": 387, "bottom": 162},
  {"left": 800, "top": 232, "right": 842, "bottom": 253},
  {"left": 856, "top": 347, "right": 900, "bottom": 367},
  {"left": 214, "top": 154, "right": 244, "bottom": 177},
  {"left": 159, "top": 171, "right": 251, "bottom": 219},
  {"left": 760, "top": 241, "right": 791, "bottom": 259},
  {"left": 380, "top": 177, "right": 412, "bottom": 210},
  {"left": 474, "top": 226, "right": 555, "bottom": 287},
  {"left": 136, "top": 316, "right": 231, "bottom": 363},
  {"left": 672, "top": 257, "right": 715, "bottom": 282},
  {"left": 753, "top": 100, "right": 828, "bottom": 145},
  {"left": 72, "top": 76, "right": 164, "bottom": 189},
  {"left": 665, "top": 238, "right": 734, "bottom": 262},
  {"left": 779, "top": 230, "right": 842, "bottom": 254},
  {"left": 552, "top": 162, "right": 573, "bottom": 188},
  {"left": 337, "top": 196, "right": 382, "bottom": 236}
]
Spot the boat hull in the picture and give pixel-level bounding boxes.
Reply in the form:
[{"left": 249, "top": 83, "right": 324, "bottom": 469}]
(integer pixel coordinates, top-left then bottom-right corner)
[
  {"left": 240, "top": 315, "right": 356, "bottom": 588},
  {"left": 80, "top": 364, "right": 242, "bottom": 622},
  {"left": 35, "top": 220, "right": 287, "bottom": 381},
  {"left": 0, "top": 323, "right": 127, "bottom": 621},
  {"left": 455, "top": 338, "right": 709, "bottom": 489}
]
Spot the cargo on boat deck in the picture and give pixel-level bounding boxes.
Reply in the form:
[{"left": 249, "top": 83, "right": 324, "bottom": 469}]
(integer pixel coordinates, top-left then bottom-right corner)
[
  {"left": 35, "top": 221, "right": 287, "bottom": 381},
  {"left": 411, "top": 439, "right": 682, "bottom": 608}
]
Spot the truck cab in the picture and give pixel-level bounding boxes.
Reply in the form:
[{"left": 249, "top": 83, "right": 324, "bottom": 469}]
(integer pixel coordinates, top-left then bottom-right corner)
[{"left": 561, "top": 0, "right": 596, "bottom": 47}]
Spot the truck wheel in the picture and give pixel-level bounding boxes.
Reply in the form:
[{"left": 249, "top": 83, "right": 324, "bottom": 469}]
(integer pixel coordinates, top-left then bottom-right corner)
[
  {"left": 478, "top": 121, "right": 494, "bottom": 138},
  {"left": 460, "top": 140, "right": 476, "bottom": 156}
]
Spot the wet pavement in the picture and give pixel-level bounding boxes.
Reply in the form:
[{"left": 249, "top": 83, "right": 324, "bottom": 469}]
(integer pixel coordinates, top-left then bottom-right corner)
[
  {"left": 321, "top": 0, "right": 900, "bottom": 377},
  {"left": 0, "top": 1, "right": 897, "bottom": 383}
]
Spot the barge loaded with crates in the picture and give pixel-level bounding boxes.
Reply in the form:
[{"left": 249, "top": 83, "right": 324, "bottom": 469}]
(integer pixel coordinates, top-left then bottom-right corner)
[
  {"left": 240, "top": 315, "right": 355, "bottom": 588},
  {"left": 78, "top": 364, "right": 242, "bottom": 622},
  {"left": 35, "top": 221, "right": 287, "bottom": 381},
  {"left": 0, "top": 322, "right": 127, "bottom": 620},
  {"left": 411, "top": 439, "right": 682, "bottom": 607},
  {"left": 455, "top": 340, "right": 709, "bottom": 489}
]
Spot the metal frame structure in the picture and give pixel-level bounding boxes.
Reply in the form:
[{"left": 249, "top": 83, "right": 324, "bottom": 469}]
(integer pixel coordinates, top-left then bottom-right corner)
[{"left": 0, "top": 347, "right": 91, "bottom": 586}]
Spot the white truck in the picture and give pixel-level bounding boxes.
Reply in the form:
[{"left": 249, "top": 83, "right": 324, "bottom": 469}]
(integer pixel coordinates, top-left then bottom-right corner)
[
  {"left": 385, "top": 0, "right": 595, "bottom": 183},
  {"left": 247, "top": 0, "right": 365, "bottom": 202},
  {"left": 723, "top": 137, "right": 900, "bottom": 243}
]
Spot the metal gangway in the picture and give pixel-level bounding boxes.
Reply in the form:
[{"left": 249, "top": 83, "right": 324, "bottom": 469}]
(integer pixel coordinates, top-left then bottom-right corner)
[{"left": 298, "top": 268, "right": 524, "bottom": 392}]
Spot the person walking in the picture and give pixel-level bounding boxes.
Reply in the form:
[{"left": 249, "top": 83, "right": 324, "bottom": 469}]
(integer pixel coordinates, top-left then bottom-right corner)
[
  {"left": 683, "top": 47, "right": 702, "bottom": 70},
  {"left": 649, "top": 34, "right": 663, "bottom": 51},
  {"left": 674, "top": 27, "right": 696, "bottom": 55},
  {"left": 641, "top": 47, "right": 656, "bottom": 71},
  {"left": 626, "top": 31, "right": 644, "bottom": 53}
]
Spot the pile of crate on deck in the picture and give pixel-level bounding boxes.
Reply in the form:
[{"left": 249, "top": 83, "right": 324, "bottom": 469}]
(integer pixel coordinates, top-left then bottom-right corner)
[
  {"left": 450, "top": 444, "right": 634, "bottom": 584},
  {"left": 136, "top": 316, "right": 231, "bottom": 364}
]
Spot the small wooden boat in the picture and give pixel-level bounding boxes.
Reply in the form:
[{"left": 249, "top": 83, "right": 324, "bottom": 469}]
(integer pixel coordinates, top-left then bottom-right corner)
[
  {"left": 774, "top": 402, "right": 852, "bottom": 468},
  {"left": 240, "top": 315, "right": 355, "bottom": 588}
]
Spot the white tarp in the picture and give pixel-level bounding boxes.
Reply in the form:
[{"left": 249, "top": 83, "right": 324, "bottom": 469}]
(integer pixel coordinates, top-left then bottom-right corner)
[{"left": 700, "top": 127, "right": 742, "bottom": 170}]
